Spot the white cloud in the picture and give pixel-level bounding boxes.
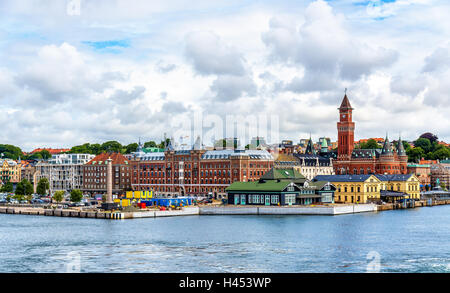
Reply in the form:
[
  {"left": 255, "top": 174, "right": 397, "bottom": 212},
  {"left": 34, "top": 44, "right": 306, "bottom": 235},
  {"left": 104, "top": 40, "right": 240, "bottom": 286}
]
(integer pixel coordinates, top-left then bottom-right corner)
[{"left": 0, "top": 0, "right": 450, "bottom": 150}]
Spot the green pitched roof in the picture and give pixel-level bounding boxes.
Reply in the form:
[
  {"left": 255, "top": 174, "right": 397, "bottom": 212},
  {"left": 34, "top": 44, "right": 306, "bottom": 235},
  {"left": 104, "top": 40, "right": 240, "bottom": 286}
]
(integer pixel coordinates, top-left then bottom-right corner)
[{"left": 226, "top": 180, "right": 292, "bottom": 192}]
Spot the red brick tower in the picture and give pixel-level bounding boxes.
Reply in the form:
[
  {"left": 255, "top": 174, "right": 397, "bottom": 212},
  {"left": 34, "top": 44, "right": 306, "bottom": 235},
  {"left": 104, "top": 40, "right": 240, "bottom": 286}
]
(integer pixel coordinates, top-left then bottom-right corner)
[{"left": 337, "top": 93, "right": 355, "bottom": 161}]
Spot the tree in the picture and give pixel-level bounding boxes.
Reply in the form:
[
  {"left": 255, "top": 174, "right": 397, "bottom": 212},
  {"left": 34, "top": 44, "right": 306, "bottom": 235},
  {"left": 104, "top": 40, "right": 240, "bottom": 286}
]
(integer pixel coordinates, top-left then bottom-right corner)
[
  {"left": 28, "top": 152, "right": 43, "bottom": 160},
  {"left": 407, "top": 147, "right": 425, "bottom": 162},
  {"left": 70, "top": 189, "right": 83, "bottom": 203},
  {"left": 414, "top": 138, "right": 432, "bottom": 154},
  {"left": 15, "top": 179, "right": 33, "bottom": 196},
  {"left": 360, "top": 139, "right": 381, "bottom": 149},
  {"left": 419, "top": 132, "right": 438, "bottom": 144},
  {"left": 125, "top": 143, "right": 138, "bottom": 154},
  {"left": 36, "top": 178, "right": 49, "bottom": 195},
  {"left": 433, "top": 147, "right": 450, "bottom": 161},
  {"left": 25, "top": 194, "right": 33, "bottom": 203},
  {"left": 39, "top": 150, "right": 51, "bottom": 160},
  {"left": 53, "top": 191, "right": 64, "bottom": 203},
  {"left": 0, "top": 181, "right": 13, "bottom": 193},
  {"left": 0, "top": 144, "right": 24, "bottom": 160},
  {"left": 157, "top": 138, "right": 171, "bottom": 149},
  {"left": 14, "top": 193, "right": 24, "bottom": 202},
  {"left": 144, "top": 141, "right": 157, "bottom": 148},
  {"left": 101, "top": 141, "right": 123, "bottom": 153}
]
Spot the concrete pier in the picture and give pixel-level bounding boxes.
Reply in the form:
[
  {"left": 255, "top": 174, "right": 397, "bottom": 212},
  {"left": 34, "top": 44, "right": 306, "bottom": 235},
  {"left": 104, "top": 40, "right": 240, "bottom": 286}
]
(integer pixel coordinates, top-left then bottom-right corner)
[{"left": 199, "top": 204, "right": 377, "bottom": 216}]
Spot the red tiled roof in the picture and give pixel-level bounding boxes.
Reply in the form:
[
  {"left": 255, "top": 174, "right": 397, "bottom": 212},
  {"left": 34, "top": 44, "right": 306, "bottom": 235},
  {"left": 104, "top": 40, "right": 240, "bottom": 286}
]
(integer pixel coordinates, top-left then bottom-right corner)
[
  {"left": 355, "top": 138, "right": 385, "bottom": 144},
  {"left": 85, "top": 152, "right": 130, "bottom": 165},
  {"left": 30, "top": 148, "right": 70, "bottom": 154},
  {"left": 419, "top": 158, "right": 438, "bottom": 165}
]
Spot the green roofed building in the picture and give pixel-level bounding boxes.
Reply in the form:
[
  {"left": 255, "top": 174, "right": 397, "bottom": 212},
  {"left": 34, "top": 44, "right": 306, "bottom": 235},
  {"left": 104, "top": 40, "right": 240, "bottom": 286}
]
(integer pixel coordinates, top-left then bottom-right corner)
[{"left": 226, "top": 167, "right": 336, "bottom": 206}]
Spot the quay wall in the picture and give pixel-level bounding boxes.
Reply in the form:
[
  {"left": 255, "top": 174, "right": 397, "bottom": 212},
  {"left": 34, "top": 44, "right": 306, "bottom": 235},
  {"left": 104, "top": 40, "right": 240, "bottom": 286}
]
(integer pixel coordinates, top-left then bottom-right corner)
[{"left": 199, "top": 204, "right": 377, "bottom": 215}]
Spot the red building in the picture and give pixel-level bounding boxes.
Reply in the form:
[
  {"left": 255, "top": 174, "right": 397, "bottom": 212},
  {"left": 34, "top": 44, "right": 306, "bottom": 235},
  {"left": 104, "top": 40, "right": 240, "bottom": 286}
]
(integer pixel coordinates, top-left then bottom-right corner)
[
  {"left": 130, "top": 140, "right": 274, "bottom": 198},
  {"left": 334, "top": 94, "right": 408, "bottom": 175},
  {"left": 82, "top": 152, "right": 132, "bottom": 194}
]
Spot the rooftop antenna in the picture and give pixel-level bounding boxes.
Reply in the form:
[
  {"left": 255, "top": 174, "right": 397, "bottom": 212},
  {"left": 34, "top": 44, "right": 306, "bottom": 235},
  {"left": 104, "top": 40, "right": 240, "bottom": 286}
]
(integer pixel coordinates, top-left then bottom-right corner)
[{"left": 345, "top": 88, "right": 347, "bottom": 95}]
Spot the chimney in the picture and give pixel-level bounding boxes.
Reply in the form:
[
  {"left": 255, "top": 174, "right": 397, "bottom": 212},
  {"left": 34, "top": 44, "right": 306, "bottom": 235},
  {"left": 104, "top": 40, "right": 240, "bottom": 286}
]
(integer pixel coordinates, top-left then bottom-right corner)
[{"left": 106, "top": 158, "right": 113, "bottom": 204}]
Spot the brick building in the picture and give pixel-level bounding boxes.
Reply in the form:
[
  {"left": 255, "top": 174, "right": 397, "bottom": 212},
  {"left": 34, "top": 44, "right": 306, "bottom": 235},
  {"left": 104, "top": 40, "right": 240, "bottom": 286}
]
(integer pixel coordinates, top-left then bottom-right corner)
[
  {"left": 130, "top": 139, "right": 274, "bottom": 198},
  {"left": 82, "top": 153, "right": 132, "bottom": 195},
  {"left": 407, "top": 163, "right": 431, "bottom": 191},
  {"left": 333, "top": 94, "right": 408, "bottom": 175}
]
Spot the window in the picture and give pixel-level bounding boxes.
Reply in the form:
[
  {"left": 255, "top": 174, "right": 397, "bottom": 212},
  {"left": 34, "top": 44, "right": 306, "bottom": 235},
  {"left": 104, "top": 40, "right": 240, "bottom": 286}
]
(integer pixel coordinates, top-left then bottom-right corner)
[
  {"left": 271, "top": 195, "right": 279, "bottom": 204},
  {"left": 285, "top": 194, "right": 296, "bottom": 205}
]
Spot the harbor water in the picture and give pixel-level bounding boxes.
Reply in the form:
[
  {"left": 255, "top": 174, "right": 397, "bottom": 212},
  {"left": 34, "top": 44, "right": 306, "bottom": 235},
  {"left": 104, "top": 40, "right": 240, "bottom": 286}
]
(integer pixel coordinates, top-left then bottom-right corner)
[{"left": 0, "top": 205, "right": 449, "bottom": 273}]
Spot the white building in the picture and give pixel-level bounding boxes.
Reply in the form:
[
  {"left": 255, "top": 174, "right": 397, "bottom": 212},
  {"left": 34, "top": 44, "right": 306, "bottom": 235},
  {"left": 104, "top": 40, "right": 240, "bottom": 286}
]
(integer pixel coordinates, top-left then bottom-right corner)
[{"left": 35, "top": 154, "right": 95, "bottom": 193}]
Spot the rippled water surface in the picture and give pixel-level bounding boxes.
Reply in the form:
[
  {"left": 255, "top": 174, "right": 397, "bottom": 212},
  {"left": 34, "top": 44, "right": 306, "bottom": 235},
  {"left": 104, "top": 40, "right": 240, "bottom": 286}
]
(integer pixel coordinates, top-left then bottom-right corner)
[{"left": 1, "top": 205, "right": 449, "bottom": 272}]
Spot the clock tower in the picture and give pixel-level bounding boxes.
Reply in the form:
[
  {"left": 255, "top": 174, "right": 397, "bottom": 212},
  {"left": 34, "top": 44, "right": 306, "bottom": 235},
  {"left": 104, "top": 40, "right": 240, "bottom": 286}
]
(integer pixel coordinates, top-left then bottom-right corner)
[{"left": 337, "top": 93, "right": 355, "bottom": 161}]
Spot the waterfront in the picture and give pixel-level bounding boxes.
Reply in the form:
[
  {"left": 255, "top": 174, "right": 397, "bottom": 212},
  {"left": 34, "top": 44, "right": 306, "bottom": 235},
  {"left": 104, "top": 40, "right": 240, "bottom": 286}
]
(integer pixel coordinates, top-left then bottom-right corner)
[{"left": 1, "top": 205, "right": 450, "bottom": 273}]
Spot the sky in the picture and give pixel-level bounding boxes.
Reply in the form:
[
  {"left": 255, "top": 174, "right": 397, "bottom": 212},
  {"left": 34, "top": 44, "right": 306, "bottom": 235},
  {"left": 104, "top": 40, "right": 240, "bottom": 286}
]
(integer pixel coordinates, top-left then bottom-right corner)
[{"left": 0, "top": 0, "right": 449, "bottom": 151}]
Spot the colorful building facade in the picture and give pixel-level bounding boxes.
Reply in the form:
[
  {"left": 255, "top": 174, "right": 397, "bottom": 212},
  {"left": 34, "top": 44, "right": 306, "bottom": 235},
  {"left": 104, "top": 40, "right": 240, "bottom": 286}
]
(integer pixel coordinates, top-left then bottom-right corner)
[
  {"left": 375, "top": 174, "right": 421, "bottom": 200},
  {"left": 407, "top": 163, "right": 431, "bottom": 191},
  {"left": 130, "top": 139, "right": 274, "bottom": 198},
  {"left": 314, "top": 175, "right": 381, "bottom": 204},
  {"left": 0, "top": 159, "right": 21, "bottom": 184}
]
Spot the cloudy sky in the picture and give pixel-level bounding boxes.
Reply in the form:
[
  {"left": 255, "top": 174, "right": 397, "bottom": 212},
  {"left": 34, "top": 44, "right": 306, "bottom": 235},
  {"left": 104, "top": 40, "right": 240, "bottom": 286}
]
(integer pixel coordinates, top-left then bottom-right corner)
[{"left": 0, "top": 0, "right": 449, "bottom": 151}]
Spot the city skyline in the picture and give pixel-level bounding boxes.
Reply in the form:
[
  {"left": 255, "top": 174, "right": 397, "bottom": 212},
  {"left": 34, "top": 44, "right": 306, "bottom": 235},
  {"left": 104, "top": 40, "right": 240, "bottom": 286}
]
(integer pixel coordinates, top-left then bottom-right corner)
[{"left": 1, "top": 0, "right": 450, "bottom": 150}]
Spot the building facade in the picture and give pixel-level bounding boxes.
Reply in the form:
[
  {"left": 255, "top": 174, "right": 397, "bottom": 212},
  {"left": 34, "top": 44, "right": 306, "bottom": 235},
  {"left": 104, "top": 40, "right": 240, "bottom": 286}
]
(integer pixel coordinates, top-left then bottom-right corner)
[
  {"left": 274, "top": 137, "right": 335, "bottom": 180},
  {"left": 35, "top": 154, "right": 95, "bottom": 193},
  {"left": 227, "top": 168, "right": 335, "bottom": 206},
  {"left": 130, "top": 139, "right": 274, "bottom": 198},
  {"left": 407, "top": 163, "right": 431, "bottom": 191},
  {"left": 20, "top": 160, "right": 38, "bottom": 191},
  {"left": 375, "top": 174, "right": 421, "bottom": 200},
  {"left": 430, "top": 163, "right": 450, "bottom": 190},
  {"left": 0, "top": 159, "right": 21, "bottom": 184},
  {"left": 333, "top": 94, "right": 408, "bottom": 175},
  {"left": 82, "top": 153, "right": 132, "bottom": 195},
  {"left": 314, "top": 175, "right": 381, "bottom": 204},
  {"left": 314, "top": 173, "right": 421, "bottom": 204}
]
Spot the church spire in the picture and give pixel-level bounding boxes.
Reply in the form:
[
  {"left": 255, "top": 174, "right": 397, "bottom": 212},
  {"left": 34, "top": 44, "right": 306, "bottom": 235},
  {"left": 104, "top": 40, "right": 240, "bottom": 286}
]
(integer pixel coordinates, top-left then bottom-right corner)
[
  {"left": 381, "top": 134, "right": 392, "bottom": 155},
  {"left": 306, "top": 134, "right": 315, "bottom": 155},
  {"left": 397, "top": 135, "right": 406, "bottom": 156}
]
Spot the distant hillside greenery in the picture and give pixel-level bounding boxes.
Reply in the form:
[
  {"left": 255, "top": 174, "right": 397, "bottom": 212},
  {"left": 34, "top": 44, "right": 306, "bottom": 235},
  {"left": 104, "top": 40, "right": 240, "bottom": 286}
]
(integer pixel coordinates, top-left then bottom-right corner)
[
  {"left": 407, "top": 133, "right": 450, "bottom": 162},
  {"left": 67, "top": 139, "right": 170, "bottom": 155}
]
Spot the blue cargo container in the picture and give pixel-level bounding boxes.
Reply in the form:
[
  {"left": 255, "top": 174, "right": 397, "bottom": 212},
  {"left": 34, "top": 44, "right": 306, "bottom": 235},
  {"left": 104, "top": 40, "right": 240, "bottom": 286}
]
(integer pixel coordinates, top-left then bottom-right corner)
[{"left": 141, "top": 197, "right": 194, "bottom": 207}]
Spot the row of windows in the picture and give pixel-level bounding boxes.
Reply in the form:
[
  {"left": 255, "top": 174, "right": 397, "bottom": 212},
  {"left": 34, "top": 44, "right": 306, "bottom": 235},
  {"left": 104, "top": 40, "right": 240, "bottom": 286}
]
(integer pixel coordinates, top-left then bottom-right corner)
[{"left": 245, "top": 194, "right": 279, "bottom": 204}]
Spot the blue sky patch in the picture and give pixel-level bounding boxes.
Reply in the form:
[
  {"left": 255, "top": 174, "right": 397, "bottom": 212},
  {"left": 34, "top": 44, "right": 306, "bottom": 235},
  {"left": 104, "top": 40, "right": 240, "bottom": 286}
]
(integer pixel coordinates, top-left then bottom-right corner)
[{"left": 82, "top": 39, "right": 131, "bottom": 51}]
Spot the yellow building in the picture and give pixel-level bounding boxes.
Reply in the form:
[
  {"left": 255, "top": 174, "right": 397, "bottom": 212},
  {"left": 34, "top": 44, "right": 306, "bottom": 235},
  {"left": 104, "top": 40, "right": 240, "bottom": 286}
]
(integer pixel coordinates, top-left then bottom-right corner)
[
  {"left": 0, "top": 159, "right": 21, "bottom": 184},
  {"left": 314, "top": 174, "right": 381, "bottom": 204},
  {"left": 375, "top": 174, "right": 421, "bottom": 200}
]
